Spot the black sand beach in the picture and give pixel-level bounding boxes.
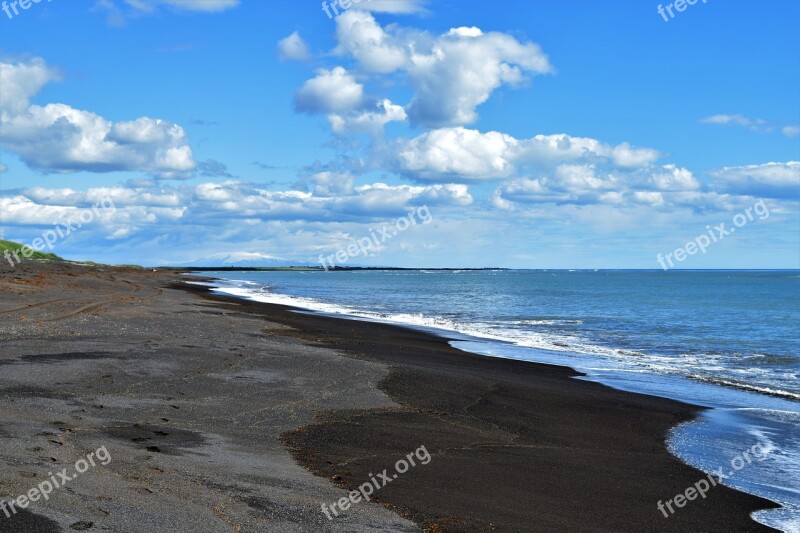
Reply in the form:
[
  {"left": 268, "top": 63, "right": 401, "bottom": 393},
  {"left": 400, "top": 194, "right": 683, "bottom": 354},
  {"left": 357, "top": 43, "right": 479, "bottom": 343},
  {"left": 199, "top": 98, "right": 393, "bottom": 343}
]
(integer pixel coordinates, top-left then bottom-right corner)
[{"left": 0, "top": 261, "right": 778, "bottom": 532}]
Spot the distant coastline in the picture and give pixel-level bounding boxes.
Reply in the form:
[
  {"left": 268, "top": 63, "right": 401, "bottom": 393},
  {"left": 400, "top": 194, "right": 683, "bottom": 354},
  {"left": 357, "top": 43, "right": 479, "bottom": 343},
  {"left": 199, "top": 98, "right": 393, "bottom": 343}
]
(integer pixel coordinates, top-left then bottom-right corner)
[{"left": 170, "top": 266, "right": 510, "bottom": 272}]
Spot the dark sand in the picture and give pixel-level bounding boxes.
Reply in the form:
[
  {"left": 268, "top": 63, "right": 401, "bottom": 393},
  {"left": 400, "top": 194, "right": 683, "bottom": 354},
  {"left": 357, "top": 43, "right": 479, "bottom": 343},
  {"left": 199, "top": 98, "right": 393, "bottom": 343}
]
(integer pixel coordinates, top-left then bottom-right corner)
[{"left": 0, "top": 261, "right": 778, "bottom": 532}]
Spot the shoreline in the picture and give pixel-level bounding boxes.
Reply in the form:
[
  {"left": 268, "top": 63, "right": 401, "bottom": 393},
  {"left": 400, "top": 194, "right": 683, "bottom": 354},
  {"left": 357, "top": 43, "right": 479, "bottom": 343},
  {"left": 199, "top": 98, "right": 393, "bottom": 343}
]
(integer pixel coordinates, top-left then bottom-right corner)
[
  {"left": 196, "top": 272, "right": 800, "bottom": 404},
  {"left": 179, "top": 276, "right": 780, "bottom": 531},
  {"left": 0, "top": 262, "right": 780, "bottom": 531}
]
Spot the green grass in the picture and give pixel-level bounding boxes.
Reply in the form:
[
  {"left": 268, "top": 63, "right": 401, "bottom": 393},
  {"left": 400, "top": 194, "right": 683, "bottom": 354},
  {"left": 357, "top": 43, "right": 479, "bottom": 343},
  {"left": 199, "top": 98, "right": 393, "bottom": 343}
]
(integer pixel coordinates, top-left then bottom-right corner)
[
  {"left": 0, "top": 240, "right": 145, "bottom": 267},
  {"left": 0, "top": 239, "right": 63, "bottom": 262}
]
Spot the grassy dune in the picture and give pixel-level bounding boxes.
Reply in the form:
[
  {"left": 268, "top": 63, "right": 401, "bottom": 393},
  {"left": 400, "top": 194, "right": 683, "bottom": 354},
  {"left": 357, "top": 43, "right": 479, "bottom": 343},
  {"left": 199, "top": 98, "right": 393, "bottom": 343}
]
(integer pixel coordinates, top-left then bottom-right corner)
[{"left": 0, "top": 239, "right": 63, "bottom": 261}]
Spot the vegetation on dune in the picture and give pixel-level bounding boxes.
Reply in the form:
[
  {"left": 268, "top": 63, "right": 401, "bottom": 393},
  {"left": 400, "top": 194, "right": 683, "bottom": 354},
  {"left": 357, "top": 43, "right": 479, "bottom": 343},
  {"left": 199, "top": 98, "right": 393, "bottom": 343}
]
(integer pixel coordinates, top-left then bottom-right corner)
[
  {"left": 0, "top": 239, "right": 63, "bottom": 261},
  {"left": 0, "top": 241, "right": 144, "bottom": 267}
]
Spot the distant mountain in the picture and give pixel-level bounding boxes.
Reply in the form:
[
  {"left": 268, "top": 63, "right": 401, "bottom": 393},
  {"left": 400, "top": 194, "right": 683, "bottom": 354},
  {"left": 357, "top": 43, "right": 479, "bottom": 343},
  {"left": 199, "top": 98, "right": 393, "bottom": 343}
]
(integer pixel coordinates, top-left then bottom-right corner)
[{"left": 169, "top": 252, "right": 308, "bottom": 268}]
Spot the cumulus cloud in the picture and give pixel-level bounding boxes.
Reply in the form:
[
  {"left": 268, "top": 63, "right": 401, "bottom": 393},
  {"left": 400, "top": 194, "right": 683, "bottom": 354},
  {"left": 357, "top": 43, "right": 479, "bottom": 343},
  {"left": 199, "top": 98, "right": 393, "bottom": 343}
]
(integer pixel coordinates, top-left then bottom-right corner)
[
  {"left": 392, "top": 128, "right": 518, "bottom": 180},
  {"left": 389, "top": 127, "right": 661, "bottom": 181},
  {"left": 295, "top": 68, "right": 406, "bottom": 136},
  {"left": 0, "top": 58, "right": 196, "bottom": 177},
  {"left": 285, "top": 12, "right": 790, "bottom": 228},
  {"left": 490, "top": 162, "right": 699, "bottom": 208},
  {"left": 294, "top": 67, "right": 365, "bottom": 114},
  {"left": 0, "top": 193, "right": 184, "bottom": 233},
  {"left": 334, "top": 10, "right": 410, "bottom": 73},
  {"left": 305, "top": 171, "right": 356, "bottom": 197},
  {"left": 294, "top": 12, "right": 553, "bottom": 137},
  {"left": 192, "top": 179, "right": 471, "bottom": 220},
  {"left": 22, "top": 184, "right": 183, "bottom": 208},
  {"left": 710, "top": 161, "right": 800, "bottom": 199},
  {"left": 404, "top": 26, "right": 553, "bottom": 127},
  {"left": 491, "top": 160, "right": 799, "bottom": 211},
  {"left": 278, "top": 31, "right": 311, "bottom": 61},
  {"left": 3, "top": 178, "right": 468, "bottom": 227},
  {"left": 331, "top": 11, "right": 553, "bottom": 127},
  {"left": 0, "top": 177, "right": 473, "bottom": 262},
  {"left": 328, "top": 98, "right": 407, "bottom": 135},
  {"left": 0, "top": 57, "right": 61, "bottom": 116}
]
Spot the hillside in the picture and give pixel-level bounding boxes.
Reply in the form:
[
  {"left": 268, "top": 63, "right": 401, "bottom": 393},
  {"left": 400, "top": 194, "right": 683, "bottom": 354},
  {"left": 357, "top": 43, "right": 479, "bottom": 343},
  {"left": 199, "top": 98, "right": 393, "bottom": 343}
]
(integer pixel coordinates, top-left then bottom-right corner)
[{"left": 0, "top": 239, "right": 63, "bottom": 262}]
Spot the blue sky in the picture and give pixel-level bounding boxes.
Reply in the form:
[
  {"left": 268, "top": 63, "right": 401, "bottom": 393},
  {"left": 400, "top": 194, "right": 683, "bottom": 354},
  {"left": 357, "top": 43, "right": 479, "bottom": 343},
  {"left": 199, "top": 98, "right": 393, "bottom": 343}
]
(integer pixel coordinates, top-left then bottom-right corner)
[{"left": 1, "top": 0, "right": 798, "bottom": 268}]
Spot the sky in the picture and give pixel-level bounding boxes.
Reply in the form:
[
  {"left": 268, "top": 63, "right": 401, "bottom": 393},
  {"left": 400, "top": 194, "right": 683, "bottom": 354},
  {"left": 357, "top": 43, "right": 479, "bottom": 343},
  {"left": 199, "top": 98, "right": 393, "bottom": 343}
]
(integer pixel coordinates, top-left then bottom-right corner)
[{"left": 0, "top": 0, "right": 798, "bottom": 268}]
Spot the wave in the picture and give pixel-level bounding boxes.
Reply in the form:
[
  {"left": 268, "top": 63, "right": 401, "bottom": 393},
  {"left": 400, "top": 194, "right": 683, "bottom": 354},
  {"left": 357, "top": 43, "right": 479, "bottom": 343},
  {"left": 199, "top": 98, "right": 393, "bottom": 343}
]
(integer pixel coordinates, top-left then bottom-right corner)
[
  {"left": 688, "top": 376, "right": 800, "bottom": 401},
  {"left": 206, "top": 282, "right": 800, "bottom": 402}
]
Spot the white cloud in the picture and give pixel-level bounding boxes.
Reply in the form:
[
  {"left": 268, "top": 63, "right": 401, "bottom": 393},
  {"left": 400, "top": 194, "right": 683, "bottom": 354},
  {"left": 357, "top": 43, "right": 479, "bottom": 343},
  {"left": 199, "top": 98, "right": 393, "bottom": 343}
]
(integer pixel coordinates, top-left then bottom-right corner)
[
  {"left": 307, "top": 171, "right": 355, "bottom": 197},
  {"left": 0, "top": 163, "right": 7, "bottom": 173},
  {"left": 389, "top": 127, "right": 661, "bottom": 181},
  {"left": 632, "top": 191, "right": 664, "bottom": 207},
  {"left": 122, "top": 0, "right": 239, "bottom": 13},
  {"left": 334, "top": 11, "right": 409, "bottom": 73},
  {"left": 405, "top": 26, "right": 553, "bottom": 127},
  {"left": 330, "top": 11, "right": 553, "bottom": 127},
  {"left": 329, "top": 99, "right": 407, "bottom": 135},
  {"left": 447, "top": 27, "right": 483, "bottom": 38},
  {"left": 0, "top": 57, "right": 60, "bottom": 116},
  {"left": 393, "top": 128, "right": 518, "bottom": 180},
  {"left": 157, "top": 0, "right": 239, "bottom": 11},
  {"left": 2, "top": 175, "right": 794, "bottom": 268},
  {"left": 782, "top": 125, "right": 800, "bottom": 138},
  {"left": 294, "top": 68, "right": 406, "bottom": 136},
  {"left": 353, "top": 0, "right": 429, "bottom": 15},
  {"left": 92, "top": 0, "right": 238, "bottom": 25},
  {"left": 294, "top": 67, "right": 365, "bottom": 114},
  {"left": 191, "top": 179, "right": 471, "bottom": 220},
  {"left": 0, "top": 58, "right": 196, "bottom": 177},
  {"left": 278, "top": 31, "right": 311, "bottom": 61},
  {"left": 491, "top": 160, "right": 798, "bottom": 210},
  {"left": 0, "top": 178, "right": 472, "bottom": 260},
  {"left": 354, "top": 182, "right": 473, "bottom": 209},
  {"left": 610, "top": 143, "right": 662, "bottom": 168},
  {"left": 647, "top": 164, "right": 700, "bottom": 191},
  {"left": 701, "top": 114, "right": 771, "bottom": 132},
  {"left": 711, "top": 161, "right": 800, "bottom": 199},
  {"left": 701, "top": 114, "right": 799, "bottom": 138},
  {"left": 491, "top": 162, "right": 697, "bottom": 208},
  {"left": 0, "top": 195, "right": 133, "bottom": 228},
  {"left": 23, "top": 185, "right": 183, "bottom": 207}
]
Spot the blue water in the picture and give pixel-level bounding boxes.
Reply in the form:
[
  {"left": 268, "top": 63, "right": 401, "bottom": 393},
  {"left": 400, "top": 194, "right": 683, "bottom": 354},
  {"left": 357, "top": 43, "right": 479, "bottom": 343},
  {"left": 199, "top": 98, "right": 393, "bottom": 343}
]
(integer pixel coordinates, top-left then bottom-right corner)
[{"left": 198, "top": 269, "right": 800, "bottom": 531}]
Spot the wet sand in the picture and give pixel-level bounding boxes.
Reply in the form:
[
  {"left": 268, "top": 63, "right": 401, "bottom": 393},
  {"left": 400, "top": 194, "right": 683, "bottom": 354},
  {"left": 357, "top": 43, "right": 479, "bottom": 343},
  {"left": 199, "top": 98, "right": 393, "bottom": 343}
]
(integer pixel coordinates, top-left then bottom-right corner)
[{"left": 0, "top": 261, "right": 778, "bottom": 532}]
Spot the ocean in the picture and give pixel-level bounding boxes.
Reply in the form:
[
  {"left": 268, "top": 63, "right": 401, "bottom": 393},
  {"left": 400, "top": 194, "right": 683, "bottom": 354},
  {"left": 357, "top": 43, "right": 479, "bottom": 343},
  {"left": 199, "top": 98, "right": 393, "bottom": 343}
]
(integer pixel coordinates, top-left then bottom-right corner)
[{"left": 199, "top": 269, "right": 800, "bottom": 532}]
